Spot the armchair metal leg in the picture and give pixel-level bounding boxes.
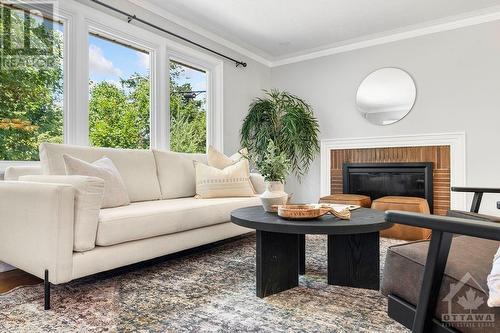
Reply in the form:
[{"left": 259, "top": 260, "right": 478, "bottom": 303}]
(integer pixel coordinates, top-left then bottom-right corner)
[
  {"left": 470, "top": 192, "right": 483, "bottom": 213},
  {"left": 412, "top": 231, "right": 453, "bottom": 333},
  {"left": 44, "top": 269, "right": 50, "bottom": 310}
]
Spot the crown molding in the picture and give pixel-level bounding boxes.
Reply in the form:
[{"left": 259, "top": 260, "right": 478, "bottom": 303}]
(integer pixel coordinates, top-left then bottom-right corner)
[
  {"left": 125, "top": 1, "right": 500, "bottom": 68},
  {"left": 127, "top": 0, "right": 272, "bottom": 67},
  {"left": 272, "top": 6, "right": 500, "bottom": 67}
]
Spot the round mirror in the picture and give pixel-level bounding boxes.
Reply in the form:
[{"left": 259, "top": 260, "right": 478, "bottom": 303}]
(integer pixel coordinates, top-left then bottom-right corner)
[{"left": 356, "top": 68, "right": 416, "bottom": 125}]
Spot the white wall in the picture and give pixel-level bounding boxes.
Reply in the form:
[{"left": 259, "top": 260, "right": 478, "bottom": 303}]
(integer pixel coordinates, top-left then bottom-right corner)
[
  {"left": 77, "top": 0, "right": 271, "bottom": 155},
  {"left": 271, "top": 21, "right": 500, "bottom": 214}
]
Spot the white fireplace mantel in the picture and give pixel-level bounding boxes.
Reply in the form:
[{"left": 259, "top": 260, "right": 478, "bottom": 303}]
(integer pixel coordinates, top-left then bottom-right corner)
[{"left": 320, "top": 132, "right": 467, "bottom": 210}]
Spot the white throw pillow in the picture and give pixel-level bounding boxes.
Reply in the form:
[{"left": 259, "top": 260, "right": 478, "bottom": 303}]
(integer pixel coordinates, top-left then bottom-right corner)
[
  {"left": 207, "top": 146, "right": 255, "bottom": 193},
  {"left": 19, "top": 175, "right": 104, "bottom": 252},
  {"left": 63, "top": 154, "right": 130, "bottom": 208},
  {"left": 195, "top": 159, "right": 255, "bottom": 198},
  {"left": 487, "top": 246, "right": 500, "bottom": 307},
  {"left": 207, "top": 145, "right": 248, "bottom": 169}
]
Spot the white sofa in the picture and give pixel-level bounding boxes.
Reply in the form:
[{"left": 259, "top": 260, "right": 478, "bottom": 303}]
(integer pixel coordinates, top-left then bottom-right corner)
[{"left": 0, "top": 143, "right": 264, "bottom": 308}]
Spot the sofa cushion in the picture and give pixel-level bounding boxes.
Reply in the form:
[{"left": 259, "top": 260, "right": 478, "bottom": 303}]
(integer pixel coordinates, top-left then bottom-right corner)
[
  {"left": 382, "top": 236, "right": 500, "bottom": 332},
  {"left": 19, "top": 175, "right": 104, "bottom": 252},
  {"left": 63, "top": 155, "right": 130, "bottom": 208},
  {"left": 152, "top": 149, "right": 207, "bottom": 199},
  {"left": 96, "top": 196, "right": 260, "bottom": 246},
  {"left": 39, "top": 143, "right": 161, "bottom": 202}
]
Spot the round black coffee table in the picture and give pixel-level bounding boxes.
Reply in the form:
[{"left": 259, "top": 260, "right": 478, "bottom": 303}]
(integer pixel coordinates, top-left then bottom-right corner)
[{"left": 231, "top": 206, "right": 392, "bottom": 298}]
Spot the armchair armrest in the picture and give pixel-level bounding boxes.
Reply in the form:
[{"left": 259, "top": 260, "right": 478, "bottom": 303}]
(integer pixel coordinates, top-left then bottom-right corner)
[
  {"left": 385, "top": 210, "right": 500, "bottom": 241},
  {"left": 0, "top": 181, "right": 75, "bottom": 284},
  {"left": 451, "top": 186, "right": 500, "bottom": 193},
  {"left": 451, "top": 186, "right": 500, "bottom": 213}
]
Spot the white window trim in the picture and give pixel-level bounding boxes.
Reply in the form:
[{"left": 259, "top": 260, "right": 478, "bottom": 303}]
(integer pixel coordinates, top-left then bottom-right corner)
[{"left": 1, "top": 0, "right": 224, "bottom": 170}]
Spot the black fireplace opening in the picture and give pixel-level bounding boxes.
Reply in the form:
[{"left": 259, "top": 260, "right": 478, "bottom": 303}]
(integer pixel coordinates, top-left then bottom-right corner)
[{"left": 343, "top": 162, "right": 433, "bottom": 212}]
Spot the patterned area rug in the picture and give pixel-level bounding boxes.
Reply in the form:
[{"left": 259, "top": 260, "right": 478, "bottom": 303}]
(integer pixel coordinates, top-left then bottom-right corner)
[{"left": 0, "top": 235, "right": 409, "bottom": 333}]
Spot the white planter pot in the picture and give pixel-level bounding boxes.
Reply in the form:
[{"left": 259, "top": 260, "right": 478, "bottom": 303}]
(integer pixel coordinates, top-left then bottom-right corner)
[{"left": 260, "top": 181, "right": 288, "bottom": 212}]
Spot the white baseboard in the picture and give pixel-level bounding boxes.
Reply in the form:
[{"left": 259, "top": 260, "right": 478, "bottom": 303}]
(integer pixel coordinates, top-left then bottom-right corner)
[{"left": 0, "top": 261, "right": 15, "bottom": 272}]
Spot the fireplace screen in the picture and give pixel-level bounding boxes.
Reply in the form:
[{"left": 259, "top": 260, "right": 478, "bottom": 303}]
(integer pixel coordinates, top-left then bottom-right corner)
[{"left": 343, "top": 163, "right": 433, "bottom": 211}]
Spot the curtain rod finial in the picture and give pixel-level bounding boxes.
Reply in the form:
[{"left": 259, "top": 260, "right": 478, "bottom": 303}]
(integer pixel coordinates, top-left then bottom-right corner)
[{"left": 127, "top": 15, "right": 136, "bottom": 23}]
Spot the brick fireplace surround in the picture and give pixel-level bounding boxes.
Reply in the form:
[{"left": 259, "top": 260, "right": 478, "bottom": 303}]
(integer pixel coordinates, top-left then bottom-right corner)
[{"left": 330, "top": 146, "right": 450, "bottom": 215}]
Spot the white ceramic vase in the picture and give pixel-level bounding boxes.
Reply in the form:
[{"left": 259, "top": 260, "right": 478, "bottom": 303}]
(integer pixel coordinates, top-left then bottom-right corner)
[{"left": 260, "top": 181, "right": 288, "bottom": 212}]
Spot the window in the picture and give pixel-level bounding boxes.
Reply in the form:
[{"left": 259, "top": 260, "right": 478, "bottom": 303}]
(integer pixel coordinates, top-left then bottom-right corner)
[
  {"left": 0, "top": 5, "right": 64, "bottom": 161},
  {"left": 169, "top": 60, "right": 207, "bottom": 153},
  {"left": 0, "top": 0, "right": 222, "bottom": 165},
  {"left": 88, "top": 33, "right": 151, "bottom": 149}
]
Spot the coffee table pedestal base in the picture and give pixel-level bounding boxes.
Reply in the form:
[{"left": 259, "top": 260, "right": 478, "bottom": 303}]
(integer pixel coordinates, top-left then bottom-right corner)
[
  {"left": 256, "top": 230, "right": 299, "bottom": 298},
  {"left": 327, "top": 232, "right": 380, "bottom": 290}
]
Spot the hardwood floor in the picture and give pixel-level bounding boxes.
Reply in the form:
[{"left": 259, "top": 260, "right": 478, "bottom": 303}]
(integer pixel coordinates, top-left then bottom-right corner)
[{"left": 0, "top": 269, "right": 41, "bottom": 294}]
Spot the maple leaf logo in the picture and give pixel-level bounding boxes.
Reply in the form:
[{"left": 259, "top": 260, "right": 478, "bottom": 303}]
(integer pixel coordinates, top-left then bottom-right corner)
[{"left": 457, "top": 288, "right": 484, "bottom": 312}]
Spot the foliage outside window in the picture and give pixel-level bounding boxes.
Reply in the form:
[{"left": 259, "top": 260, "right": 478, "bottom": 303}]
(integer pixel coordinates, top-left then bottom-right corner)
[
  {"left": 169, "top": 61, "right": 207, "bottom": 153},
  {"left": 88, "top": 34, "right": 151, "bottom": 149},
  {"left": 0, "top": 6, "right": 63, "bottom": 161},
  {"left": 0, "top": 9, "right": 209, "bottom": 160},
  {"left": 87, "top": 40, "right": 207, "bottom": 153}
]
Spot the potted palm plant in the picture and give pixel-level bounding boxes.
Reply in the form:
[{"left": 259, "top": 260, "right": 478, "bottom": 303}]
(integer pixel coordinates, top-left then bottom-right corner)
[{"left": 241, "top": 89, "right": 320, "bottom": 210}]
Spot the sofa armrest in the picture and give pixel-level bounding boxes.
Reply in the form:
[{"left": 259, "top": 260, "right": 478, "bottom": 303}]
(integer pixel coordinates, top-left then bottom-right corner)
[
  {"left": 0, "top": 181, "right": 75, "bottom": 283},
  {"left": 250, "top": 173, "right": 265, "bottom": 194},
  {"left": 19, "top": 175, "right": 105, "bottom": 252},
  {"left": 4, "top": 165, "right": 42, "bottom": 180}
]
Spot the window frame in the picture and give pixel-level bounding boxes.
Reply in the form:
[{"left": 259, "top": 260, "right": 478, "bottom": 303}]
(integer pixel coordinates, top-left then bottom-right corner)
[{"left": 0, "top": 0, "right": 224, "bottom": 171}]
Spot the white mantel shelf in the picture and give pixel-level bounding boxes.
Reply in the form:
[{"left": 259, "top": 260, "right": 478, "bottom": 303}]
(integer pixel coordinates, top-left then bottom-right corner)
[{"left": 320, "top": 132, "right": 467, "bottom": 211}]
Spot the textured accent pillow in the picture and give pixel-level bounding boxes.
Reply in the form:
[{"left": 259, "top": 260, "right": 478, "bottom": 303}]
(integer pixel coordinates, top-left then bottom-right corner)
[
  {"left": 63, "top": 154, "right": 130, "bottom": 208},
  {"left": 19, "top": 175, "right": 104, "bottom": 252},
  {"left": 207, "top": 146, "right": 255, "bottom": 193},
  {"left": 195, "top": 159, "right": 255, "bottom": 198},
  {"left": 207, "top": 145, "right": 248, "bottom": 169},
  {"left": 488, "top": 246, "right": 500, "bottom": 307}
]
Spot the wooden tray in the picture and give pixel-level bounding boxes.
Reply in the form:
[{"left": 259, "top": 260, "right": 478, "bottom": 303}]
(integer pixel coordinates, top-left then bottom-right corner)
[{"left": 273, "top": 204, "right": 351, "bottom": 221}]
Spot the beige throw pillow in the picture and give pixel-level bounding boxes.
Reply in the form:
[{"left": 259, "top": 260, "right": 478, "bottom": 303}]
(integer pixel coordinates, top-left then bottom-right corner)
[
  {"left": 195, "top": 159, "right": 255, "bottom": 198},
  {"left": 207, "top": 146, "right": 255, "bottom": 193},
  {"left": 207, "top": 145, "right": 248, "bottom": 169},
  {"left": 63, "top": 154, "right": 130, "bottom": 208}
]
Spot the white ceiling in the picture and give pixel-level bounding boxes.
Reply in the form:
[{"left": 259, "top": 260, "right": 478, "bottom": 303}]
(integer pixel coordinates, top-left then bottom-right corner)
[{"left": 136, "top": 0, "right": 500, "bottom": 64}]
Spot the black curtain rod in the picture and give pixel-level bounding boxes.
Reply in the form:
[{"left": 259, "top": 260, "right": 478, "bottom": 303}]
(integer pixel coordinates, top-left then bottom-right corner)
[{"left": 90, "top": 0, "right": 247, "bottom": 68}]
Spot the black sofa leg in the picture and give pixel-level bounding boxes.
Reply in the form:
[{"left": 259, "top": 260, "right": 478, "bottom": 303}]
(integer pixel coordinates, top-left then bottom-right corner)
[{"left": 44, "top": 269, "right": 50, "bottom": 310}]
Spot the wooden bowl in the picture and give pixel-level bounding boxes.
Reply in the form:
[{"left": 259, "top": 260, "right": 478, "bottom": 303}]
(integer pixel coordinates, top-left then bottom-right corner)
[
  {"left": 272, "top": 204, "right": 352, "bottom": 221},
  {"left": 275, "top": 204, "right": 330, "bottom": 220}
]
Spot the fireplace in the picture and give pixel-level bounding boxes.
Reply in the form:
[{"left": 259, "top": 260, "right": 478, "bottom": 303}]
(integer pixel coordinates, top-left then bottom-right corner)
[{"left": 343, "top": 162, "right": 433, "bottom": 212}]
